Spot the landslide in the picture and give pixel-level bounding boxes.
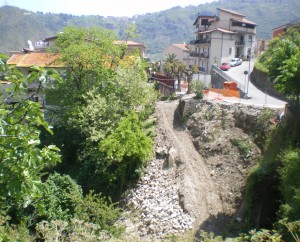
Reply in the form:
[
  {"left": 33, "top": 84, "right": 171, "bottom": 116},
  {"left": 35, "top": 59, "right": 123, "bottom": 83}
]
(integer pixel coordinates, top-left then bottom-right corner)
[{"left": 120, "top": 96, "right": 281, "bottom": 241}]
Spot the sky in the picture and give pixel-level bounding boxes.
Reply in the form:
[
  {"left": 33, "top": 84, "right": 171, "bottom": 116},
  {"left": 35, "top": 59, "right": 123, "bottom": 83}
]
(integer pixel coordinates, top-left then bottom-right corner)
[{"left": 2, "top": 0, "right": 216, "bottom": 17}]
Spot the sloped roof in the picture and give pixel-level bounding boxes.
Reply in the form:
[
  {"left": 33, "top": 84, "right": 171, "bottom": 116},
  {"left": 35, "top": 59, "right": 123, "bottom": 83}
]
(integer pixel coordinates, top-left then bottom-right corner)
[
  {"left": 193, "top": 14, "right": 216, "bottom": 25},
  {"left": 172, "top": 44, "right": 190, "bottom": 51},
  {"left": 217, "top": 8, "right": 245, "bottom": 17},
  {"left": 6, "top": 54, "right": 25, "bottom": 65},
  {"left": 231, "top": 18, "right": 258, "bottom": 26},
  {"left": 7, "top": 53, "right": 63, "bottom": 68},
  {"left": 44, "top": 36, "right": 58, "bottom": 42},
  {"left": 113, "top": 40, "right": 146, "bottom": 47}
]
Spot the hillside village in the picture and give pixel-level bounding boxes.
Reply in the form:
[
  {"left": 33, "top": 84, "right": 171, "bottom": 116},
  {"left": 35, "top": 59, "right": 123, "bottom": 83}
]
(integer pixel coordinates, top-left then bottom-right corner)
[{"left": 0, "top": 1, "right": 300, "bottom": 241}]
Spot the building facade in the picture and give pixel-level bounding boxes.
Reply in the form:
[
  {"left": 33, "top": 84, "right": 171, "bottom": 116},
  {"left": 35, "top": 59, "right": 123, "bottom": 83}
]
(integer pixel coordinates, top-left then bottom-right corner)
[
  {"left": 189, "top": 8, "right": 257, "bottom": 72},
  {"left": 162, "top": 44, "right": 193, "bottom": 68}
]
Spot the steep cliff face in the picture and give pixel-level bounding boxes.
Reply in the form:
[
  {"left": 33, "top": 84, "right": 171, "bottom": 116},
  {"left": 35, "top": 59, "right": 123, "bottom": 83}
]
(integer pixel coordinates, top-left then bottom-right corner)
[{"left": 179, "top": 98, "right": 282, "bottom": 222}]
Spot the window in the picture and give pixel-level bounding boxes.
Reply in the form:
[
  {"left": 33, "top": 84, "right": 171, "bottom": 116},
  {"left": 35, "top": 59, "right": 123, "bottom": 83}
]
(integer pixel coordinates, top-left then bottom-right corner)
[
  {"left": 229, "top": 47, "right": 232, "bottom": 55},
  {"left": 249, "top": 35, "right": 253, "bottom": 42},
  {"left": 201, "top": 19, "right": 209, "bottom": 26}
]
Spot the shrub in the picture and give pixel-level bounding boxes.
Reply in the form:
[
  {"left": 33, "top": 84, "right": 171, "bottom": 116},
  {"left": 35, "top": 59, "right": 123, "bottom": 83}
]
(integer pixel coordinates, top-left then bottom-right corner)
[
  {"left": 74, "top": 191, "right": 123, "bottom": 236},
  {"left": 191, "top": 81, "right": 205, "bottom": 99},
  {"left": 278, "top": 149, "right": 300, "bottom": 221},
  {"left": 41, "top": 173, "right": 83, "bottom": 221}
]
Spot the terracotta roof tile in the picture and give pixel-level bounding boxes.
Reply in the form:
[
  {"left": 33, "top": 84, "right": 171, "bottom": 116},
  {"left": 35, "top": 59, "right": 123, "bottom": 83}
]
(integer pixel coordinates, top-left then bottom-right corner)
[
  {"left": 7, "top": 53, "right": 63, "bottom": 68},
  {"left": 6, "top": 54, "right": 25, "bottom": 65},
  {"left": 172, "top": 44, "right": 190, "bottom": 51}
]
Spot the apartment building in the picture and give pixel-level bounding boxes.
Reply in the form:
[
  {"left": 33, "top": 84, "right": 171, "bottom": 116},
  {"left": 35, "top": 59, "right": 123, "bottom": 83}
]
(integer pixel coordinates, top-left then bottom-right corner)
[{"left": 189, "top": 8, "right": 257, "bottom": 72}]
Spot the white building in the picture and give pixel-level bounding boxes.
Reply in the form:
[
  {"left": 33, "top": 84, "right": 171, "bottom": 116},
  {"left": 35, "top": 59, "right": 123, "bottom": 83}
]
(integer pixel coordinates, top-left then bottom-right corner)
[{"left": 189, "top": 8, "right": 257, "bottom": 72}]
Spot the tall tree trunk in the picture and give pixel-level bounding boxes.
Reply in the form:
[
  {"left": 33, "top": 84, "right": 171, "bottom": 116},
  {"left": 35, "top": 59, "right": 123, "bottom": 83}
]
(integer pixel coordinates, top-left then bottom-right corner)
[
  {"left": 177, "top": 75, "right": 181, "bottom": 92},
  {"left": 187, "top": 74, "right": 193, "bottom": 94}
]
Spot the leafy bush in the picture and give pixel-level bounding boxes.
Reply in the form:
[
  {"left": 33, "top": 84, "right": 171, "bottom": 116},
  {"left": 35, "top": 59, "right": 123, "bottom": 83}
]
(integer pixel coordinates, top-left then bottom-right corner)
[
  {"left": 36, "top": 219, "right": 111, "bottom": 241},
  {"left": 41, "top": 173, "right": 83, "bottom": 221},
  {"left": 74, "top": 191, "right": 123, "bottom": 236},
  {"left": 191, "top": 81, "right": 205, "bottom": 99},
  {"left": 278, "top": 149, "right": 300, "bottom": 222}
]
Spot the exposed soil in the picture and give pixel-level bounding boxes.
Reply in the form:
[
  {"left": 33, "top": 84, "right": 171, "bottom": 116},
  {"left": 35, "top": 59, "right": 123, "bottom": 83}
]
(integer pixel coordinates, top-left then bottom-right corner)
[
  {"left": 119, "top": 96, "right": 281, "bottom": 241},
  {"left": 155, "top": 99, "right": 224, "bottom": 231}
]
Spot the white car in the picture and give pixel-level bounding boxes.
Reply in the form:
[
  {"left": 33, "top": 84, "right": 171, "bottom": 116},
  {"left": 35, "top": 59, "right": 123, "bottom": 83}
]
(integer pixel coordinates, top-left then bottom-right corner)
[{"left": 230, "top": 58, "right": 242, "bottom": 67}]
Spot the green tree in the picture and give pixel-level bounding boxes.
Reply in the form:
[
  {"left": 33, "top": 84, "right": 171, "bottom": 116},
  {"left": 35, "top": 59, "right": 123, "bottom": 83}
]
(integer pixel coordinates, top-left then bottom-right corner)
[
  {"left": 124, "top": 23, "right": 141, "bottom": 43},
  {"left": 48, "top": 26, "right": 121, "bottom": 108},
  {"left": 264, "top": 26, "right": 300, "bottom": 103},
  {"left": 45, "top": 26, "right": 157, "bottom": 199},
  {"left": 0, "top": 60, "right": 61, "bottom": 211}
]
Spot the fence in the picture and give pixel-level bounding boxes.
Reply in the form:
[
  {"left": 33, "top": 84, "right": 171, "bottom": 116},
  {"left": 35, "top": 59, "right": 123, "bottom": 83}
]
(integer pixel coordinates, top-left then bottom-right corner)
[{"left": 152, "top": 74, "right": 175, "bottom": 97}]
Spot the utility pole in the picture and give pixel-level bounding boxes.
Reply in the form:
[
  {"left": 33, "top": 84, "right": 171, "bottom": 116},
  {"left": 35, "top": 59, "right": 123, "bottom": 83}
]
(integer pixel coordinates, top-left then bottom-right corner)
[{"left": 247, "top": 36, "right": 254, "bottom": 94}]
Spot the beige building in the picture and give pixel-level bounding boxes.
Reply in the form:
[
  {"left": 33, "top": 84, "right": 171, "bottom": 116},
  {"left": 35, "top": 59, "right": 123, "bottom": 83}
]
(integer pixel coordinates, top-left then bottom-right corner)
[
  {"left": 189, "top": 8, "right": 257, "bottom": 72},
  {"left": 113, "top": 40, "right": 147, "bottom": 58},
  {"left": 162, "top": 44, "right": 193, "bottom": 68}
]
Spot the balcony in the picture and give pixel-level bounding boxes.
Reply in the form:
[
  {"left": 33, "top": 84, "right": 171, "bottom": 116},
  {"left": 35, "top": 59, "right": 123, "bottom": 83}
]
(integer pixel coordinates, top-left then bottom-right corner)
[
  {"left": 190, "top": 52, "right": 200, "bottom": 57},
  {"left": 200, "top": 52, "right": 209, "bottom": 58},
  {"left": 235, "top": 41, "right": 244, "bottom": 46},
  {"left": 190, "top": 38, "right": 211, "bottom": 44},
  {"left": 189, "top": 52, "right": 209, "bottom": 58}
]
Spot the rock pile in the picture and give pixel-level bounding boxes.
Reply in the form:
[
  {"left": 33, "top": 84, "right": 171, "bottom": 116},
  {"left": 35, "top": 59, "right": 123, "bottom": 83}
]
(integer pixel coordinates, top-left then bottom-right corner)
[{"left": 123, "top": 146, "right": 194, "bottom": 239}]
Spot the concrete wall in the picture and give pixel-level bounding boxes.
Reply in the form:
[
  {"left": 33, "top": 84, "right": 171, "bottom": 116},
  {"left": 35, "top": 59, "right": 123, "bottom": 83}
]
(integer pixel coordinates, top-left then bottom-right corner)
[
  {"left": 210, "top": 31, "right": 235, "bottom": 65},
  {"left": 250, "top": 67, "right": 286, "bottom": 100}
]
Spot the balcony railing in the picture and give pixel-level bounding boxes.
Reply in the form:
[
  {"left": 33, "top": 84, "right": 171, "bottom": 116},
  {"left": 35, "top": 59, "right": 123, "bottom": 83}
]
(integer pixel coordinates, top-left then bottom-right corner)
[
  {"left": 190, "top": 38, "right": 211, "bottom": 44},
  {"left": 235, "top": 41, "right": 244, "bottom": 46},
  {"left": 190, "top": 52, "right": 200, "bottom": 57},
  {"left": 189, "top": 52, "right": 209, "bottom": 58}
]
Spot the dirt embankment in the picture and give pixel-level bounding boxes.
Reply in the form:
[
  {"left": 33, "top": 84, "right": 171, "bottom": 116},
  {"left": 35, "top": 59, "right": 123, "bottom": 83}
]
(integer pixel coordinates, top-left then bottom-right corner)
[{"left": 120, "top": 97, "right": 281, "bottom": 240}]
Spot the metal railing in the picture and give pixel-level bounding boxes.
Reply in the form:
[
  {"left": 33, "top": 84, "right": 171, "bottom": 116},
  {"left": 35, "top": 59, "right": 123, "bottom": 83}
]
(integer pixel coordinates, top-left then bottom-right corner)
[{"left": 190, "top": 38, "right": 211, "bottom": 44}]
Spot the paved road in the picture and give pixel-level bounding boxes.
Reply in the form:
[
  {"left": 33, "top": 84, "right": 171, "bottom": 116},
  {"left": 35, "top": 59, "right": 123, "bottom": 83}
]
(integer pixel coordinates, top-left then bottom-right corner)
[{"left": 224, "top": 61, "right": 286, "bottom": 108}]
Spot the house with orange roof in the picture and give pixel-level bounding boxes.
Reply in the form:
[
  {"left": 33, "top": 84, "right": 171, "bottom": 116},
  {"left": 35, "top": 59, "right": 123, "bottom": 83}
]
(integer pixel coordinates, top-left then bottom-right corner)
[
  {"left": 189, "top": 8, "right": 257, "bottom": 72},
  {"left": 6, "top": 52, "right": 63, "bottom": 106},
  {"left": 162, "top": 44, "right": 193, "bottom": 68},
  {"left": 43, "top": 35, "right": 147, "bottom": 58}
]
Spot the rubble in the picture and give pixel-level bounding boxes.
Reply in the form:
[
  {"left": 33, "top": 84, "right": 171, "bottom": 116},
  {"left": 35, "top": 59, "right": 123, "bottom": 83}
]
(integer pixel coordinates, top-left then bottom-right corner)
[{"left": 123, "top": 146, "right": 194, "bottom": 239}]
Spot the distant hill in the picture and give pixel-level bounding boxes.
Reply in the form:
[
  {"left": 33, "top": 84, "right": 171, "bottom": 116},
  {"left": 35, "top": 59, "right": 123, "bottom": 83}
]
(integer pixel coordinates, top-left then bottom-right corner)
[{"left": 1, "top": 0, "right": 300, "bottom": 57}]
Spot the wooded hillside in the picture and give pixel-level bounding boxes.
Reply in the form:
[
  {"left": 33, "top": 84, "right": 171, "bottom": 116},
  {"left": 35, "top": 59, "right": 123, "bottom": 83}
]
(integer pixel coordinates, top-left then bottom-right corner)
[{"left": 0, "top": 0, "right": 300, "bottom": 55}]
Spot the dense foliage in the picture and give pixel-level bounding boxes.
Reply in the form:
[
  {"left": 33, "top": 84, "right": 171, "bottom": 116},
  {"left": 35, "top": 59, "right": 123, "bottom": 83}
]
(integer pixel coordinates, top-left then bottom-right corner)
[
  {"left": 0, "top": 25, "right": 157, "bottom": 239},
  {"left": 0, "top": 60, "right": 62, "bottom": 212},
  {"left": 244, "top": 113, "right": 300, "bottom": 240},
  {"left": 256, "top": 26, "right": 300, "bottom": 103},
  {"left": 44, "top": 26, "right": 157, "bottom": 200},
  {"left": 1, "top": 0, "right": 300, "bottom": 55}
]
